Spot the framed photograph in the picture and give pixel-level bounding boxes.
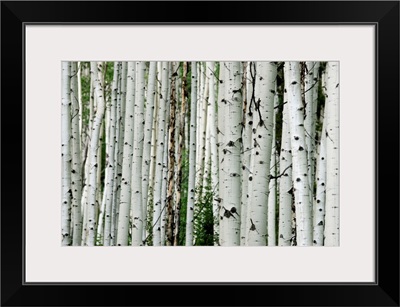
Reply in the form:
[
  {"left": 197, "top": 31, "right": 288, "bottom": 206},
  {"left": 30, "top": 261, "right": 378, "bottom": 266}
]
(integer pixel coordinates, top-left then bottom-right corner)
[{"left": 1, "top": 1, "right": 399, "bottom": 306}]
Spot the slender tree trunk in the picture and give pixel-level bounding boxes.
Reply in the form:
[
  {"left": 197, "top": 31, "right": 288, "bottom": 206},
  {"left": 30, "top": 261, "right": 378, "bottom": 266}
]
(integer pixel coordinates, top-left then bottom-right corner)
[
  {"left": 77, "top": 62, "right": 83, "bottom": 142},
  {"left": 313, "top": 114, "right": 327, "bottom": 246},
  {"left": 146, "top": 63, "right": 161, "bottom": 245},
  {"left": 116, "top": 62, "right": 136, "bottom": 246},
  {"left": 131, "top": 61, "right": 146, "bottom": 245},
  {"left": 267, "top": 85, "right": 279, "bottom": 246},
  {"left": 61, "top": 62, "right": 72, "bottom": 246},
  {"left": 194, "top": 63, "right": 208, "bottom": 242},
  {"left": 323, "top": 62, "right": 340, "bottom": 246},
  {"left": 278, "top": 73, "right": 293, "bottom": 246},
  {"left": 286, "top": 62, "right": 313, "bottom": 246},
  {"left": 312, "top": 62, "right": 321, "bottom": 146},
  {"left": 95, "top": 121, "right": 104, "bottom": 238},
  {"left": 142, "top": 61, "right": 157, "bottom": 243},
  {"left": 304, "top": 61, "right": 317, "bottom": 214},
  {"left": 206, "top": 61, "right": 220, "bottom": 245},
  {"left": 160, "top": 125, "right": 169, "bottom": 246},
  {"left": 153, "top": 62, "right": 169, "bottom": 246},
  {"left": 70, "top": 62, "right": 83, "bottom": 246},
  {"left": 217, "top": 62, "right": 226, "bottom": 245},
  {"left": 85, "top": 62, "right": 106, "bottom": 246},
  {"left": 220, "top": 62, "right": 243, "bottom": 246},
  {"left": 161, "top": 65, "right": 172, "bottom": 246},
  {"left": 96, "top": 115, "right": 108, "bottom": 245},
  {"left": 100, "top": 62, "right": 119, "bottom": 246},
  {"left": 240, "top": 62, "right": 255, "bottom": 245},
  {"left": 166, "top": 62, "right": 177, "bottom": 246},
  {"left": 80, "top": 69, "right": 95, "bottom": 245},
  {"left": 245, "top": 62, "right": 276, "bottom": 246},
  {"left": 112, "top": 62, "right": 127, "bottom": 245},
  {"left": 185, "top": 61, "right": 197, "bottom": 246}
]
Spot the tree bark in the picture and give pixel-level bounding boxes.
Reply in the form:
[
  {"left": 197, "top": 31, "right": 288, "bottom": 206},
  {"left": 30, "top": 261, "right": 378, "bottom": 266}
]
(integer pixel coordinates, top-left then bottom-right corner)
[
  {"left": 153, "top": 61, "right": 169, "bottom": 246},
  {"left": 286, "top": 61, "right": 313, "bottom": 246},
  {"left": 220, "top": 62, "right": 243, "bottom": 246},
  {"left": 131, "top": 61, "right": 146, "bottom": 245},
  {"left": 185, "top": 61, "right": 197, "bottom": 246},
  {"left": 70, "top": 62, "right": 83, "bottom": 246},
  {"left": 323, "top": 61, "right": 340, "bottom": 246},
  {"left": 116, "top": 62, "right": 135, "bottom": 246},
  {"left": 61, "top": 61, "right": 72, "bottom": 246},
  {"left": 278, "top": 72, "right": 293, "bottom": 246},
  {"left": 85, "top": 62, "right": 106, "bottom": 246},
  {"left": 246, "top": 62, "right": 276, "bottom": 246},
  {"left": 141, "top": 61, "right": 157, "bottom": 243}
]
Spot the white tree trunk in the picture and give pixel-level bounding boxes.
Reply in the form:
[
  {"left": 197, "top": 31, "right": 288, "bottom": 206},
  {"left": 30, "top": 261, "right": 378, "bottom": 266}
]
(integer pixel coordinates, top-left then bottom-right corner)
[
  {"left": 141, "top": 61, "right": 157, "bottom": 243},
  {"left": 304, "top": 61, "right": 318, "bottom": 213},
  {"left": 286, "top": 62, "right": 312, "bottom": 246},
  {"left": 100, "top": 62, "right": 119, "bottom": 246},
  {"left": 267, "top": 85, "right": 279, "bottom": 246},
  {"left": 116, "top": 62, "right": 136, "bottom": 246},
  {"left": 161, "top": 63, "right": 172, "bottom": 246},
  {"left": 61, "top": 61, "right": 72, "bottom": 246},
  {"left": 240, "top": 62, "right": 255, "bottom": 245},
  {"left": 77, "top": 62, "right": 83, "bottom": 140},
  {"left": 246, "top": 62, "right": 276, "bottom": 246},
  {"left": 220, "top": 62, "right": 242, "bottom": 246},
  {"left": 153, "top": 62, "right": 169, "bottom": 246},
  {"left": 145, "top": 63, "right": 161, "bottom": 245},
  {"left": 194, "top": 63, "right": 208, "bottom": 242},
  {"left": 278, "top": 72, "right": 293, "bottom": 246},
  {"left": 323, "top": 62, "right": 340, "bottom": 246},
  {"left": 112, "top": 62, "right": 127, "bottom": 244},
  {"left": 185, "top": 61, "right": 197, "bottom": 246},
  {"left": 80, "top": 68, "right": 94, "bottom": 245},
  {"left": 95, "top": 87, "right": 110, "bottom": 246},
  {"left": 312, "top": 62, "right": 320, "bottom": 174},
  {"left": 206, "top": 61, "right": 220, "bottom": 245},
  {"left": 217, "top": 62, "right": 226, "bottom": 245},
  {"left": 313, "top": 116, "right": 327, "bottom": 246},
  {"left": 70, "top": 62, "right": 83, "bottom": 246},
  {"left": 160, "top": 127, "right": 169, "bottom": 246},
  {"left": 95, "top": 121, "right": 104, "bottom": 238},
  {"left": 85, "top": 62, "right": 106, "bottom": 246},
  {"left": 131, "top": 61, "right": 146, "bottom": 245}
]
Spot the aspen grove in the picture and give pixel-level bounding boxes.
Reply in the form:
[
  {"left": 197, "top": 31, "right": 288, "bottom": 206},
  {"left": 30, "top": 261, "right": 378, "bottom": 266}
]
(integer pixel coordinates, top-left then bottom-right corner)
[{"left": 61, "top": 61, "right": 339, "bottom": 246}]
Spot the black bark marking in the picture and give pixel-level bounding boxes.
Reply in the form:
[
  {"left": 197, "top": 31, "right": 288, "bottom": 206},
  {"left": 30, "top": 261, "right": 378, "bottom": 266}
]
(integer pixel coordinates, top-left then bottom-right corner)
[
  {"left": 249, "top": 219, "right": 259, "bottom": 233},
  {"left": 223, "top": 207, "right": 236, "bottom": 219}
]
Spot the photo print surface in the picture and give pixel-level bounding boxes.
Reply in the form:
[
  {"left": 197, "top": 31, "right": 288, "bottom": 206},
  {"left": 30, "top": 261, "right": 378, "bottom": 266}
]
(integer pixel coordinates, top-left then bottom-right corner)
[{"left": 61, "top": 61, "right": 339, "bottom": 247}]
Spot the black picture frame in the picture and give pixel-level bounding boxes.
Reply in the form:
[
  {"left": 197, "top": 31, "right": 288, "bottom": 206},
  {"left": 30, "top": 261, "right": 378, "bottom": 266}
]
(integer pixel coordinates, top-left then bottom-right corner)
[{"left": 1, "top": 1, "right": 399, "bottom": 306}]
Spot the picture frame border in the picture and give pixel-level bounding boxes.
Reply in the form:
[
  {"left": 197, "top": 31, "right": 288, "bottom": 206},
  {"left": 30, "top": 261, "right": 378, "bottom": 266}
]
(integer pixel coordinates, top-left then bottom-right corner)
[{"left": 1, "top": 1, "right": 398, "bottom": 306}]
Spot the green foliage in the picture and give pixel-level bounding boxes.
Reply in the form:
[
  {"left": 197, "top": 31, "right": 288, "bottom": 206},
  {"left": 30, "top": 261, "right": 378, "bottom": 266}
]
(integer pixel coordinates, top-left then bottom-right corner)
[
  {"left": 193, "top": 167, "right": 215, "bottom": 246},
  {"left": 177, "top": 149, "right": 189, "bottom": 246},
  {"left": 80, "top": 62, "right": 91, "bottom": 132}
]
